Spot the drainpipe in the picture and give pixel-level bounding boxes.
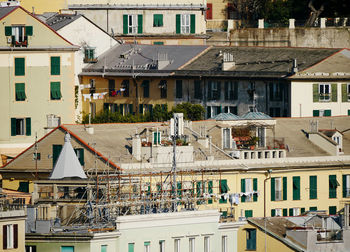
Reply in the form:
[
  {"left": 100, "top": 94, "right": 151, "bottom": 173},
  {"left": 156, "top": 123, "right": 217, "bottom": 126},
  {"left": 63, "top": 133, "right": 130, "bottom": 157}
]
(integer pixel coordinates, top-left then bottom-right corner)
[{"left": 264, "top": 169, "right": 272, "bottom": 252}]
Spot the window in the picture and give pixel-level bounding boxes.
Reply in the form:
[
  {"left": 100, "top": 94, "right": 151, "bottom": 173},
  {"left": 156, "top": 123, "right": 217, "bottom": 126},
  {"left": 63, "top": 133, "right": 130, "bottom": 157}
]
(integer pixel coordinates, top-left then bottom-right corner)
[
  {"left": 5, "top": 26, "right": 32, "bottom": 47},
  {"left": 343, "top": 175, "right": 350, "bottom": 198},
  {"left": 84, "top": 47, "right": 96, "bottom": 63},
  {"left": 18, "top": 181, "right": 29, "bottom": 192},
  {"left": 309, "top": 176, "right": 317, "bottom": 199},
  {"left": 189, "top": 238, "right": 195, "bottom": 252},
  {"left": 122, "top": 80, "right": 129, "bottom": 97},
  {"left": 222, "top": 128, "right": 231, "bottom": 149},
  {"left": 289, "top": 207, "right": 300, "bottom": 216},
  {"left": 123, "top": 14, "right": 142, "bottom": 34},
  {"left": 176, "top": 80, "right": 183, "bottom": 98},
  {"left": 208, "top": 81, "right": 221, "bottom": 100},
  {"left": 11, "top": 117, "right": 31, "bottom": 136},
  {"left": 221, "top": 236, "right": 227, "bottom": 252},
  {"left": 269, "top": 107, "right": 281, "bottom": 117},
  {"left": 245, "top": 210, "right": 253, "bottom": 217},
  {"left": 25, "top": 245, "right": 37, "bottom": 252},
  {"left": 174, "top": 239, "right": 180, "bottom": 252},
  {"left": 128, "top": 243, "right": 135, "bottom": 252},
  {"left": 153, "top": 131, "right": 161, "bottom": 145},
  {"left": 159, "top": 80, "right": 167, "bottom": 98},
  {"left": 271, "top": 177, "right": 287, "bottom": 201},
  {"left": 204, "top": 237, "right": 210, "bottom": 252},
  {"left": 108, "top": 79, "right": 115, "bottom": 95},
  {"left": 313, "top": 109, "right": 331, "bottom": 117},
  {"left": 241, "top": 178, "right": 258, "bottom": 202},
  {"left": 14, "top": 57, "right": 25, "bottom": 76},
  {"left": 144, "top": 241, "right": 150, "bottom": 252},
  {"left": 319, "top": 84, "right": 331, "bottom": 101},
  {"left": 153, "top": 14, "right": 163, "bottom": 27},
  {"left": 3, "top": 224, "right": 18, "bottom": 249},
  {"left": 310, "top": 206, "right": 317, "bottom": 211},
  {"left": 269, "top": 82, "right": 283, "bottom": 101},
  {"left": 194, "top": 80, "right": 201, "bottom": 99},
  {"left": 101, "top": 245, "right": 107, "bottom": 252},
  {"left": 224, "top": 106, "right": 237, "bottom": 114},
  {"left": 246, "top": 229, "right": 256, "bottom": 250},
  {"left": 50, "top": 82, "right": 62, "bottom": 100},
  {"left": 33, "top": 153, "right": 41, "bottom": 160},
  {"left": 159, "top": 240, "right": 165, "bottom": 252},
  {"left": 329, "top": 206, "right": 337, "bottom": 215},
  {"left": 293, "top": 176, "right": 300, "bottom": 200},
  {"left": 52, "top": 144, "right": 63, "bottom": 167},
  {"left": 224, "top": 81, "right": 238, "bottom": 100},
  {"left": 341, "top": 83, "right": 350, "bottom": 102},
  {"left": 329, "top": 175, "right": 338, "bottom": 198},
  {"left": 257, "top": 127, "right": 266, "bottom": 147},
  {"left": 208, "top": 106, "right": 221, "bottom": 118},
  {"left": 50, "top": 56, "right": 60, "bottom": 75},
  {"left": 142, "top": 80, "right": 150, "bottom": 98},
  {"left": 74, "top": 148, "right": 85, "bottom": 166},
  {"left": 61, "top": 246, "right": 74, "bottom": 252},
  {"left": 15, "top": 83, "right": 26, "bottom": 101},
  {"left": 219, "top": 179, "right": 229, "bottom": 203},
  {"left": 176, "top": 14, "right": 195, "bottom": 34},
  {"left": 271, "top": 208, "right": 282, "bottom": 217}
]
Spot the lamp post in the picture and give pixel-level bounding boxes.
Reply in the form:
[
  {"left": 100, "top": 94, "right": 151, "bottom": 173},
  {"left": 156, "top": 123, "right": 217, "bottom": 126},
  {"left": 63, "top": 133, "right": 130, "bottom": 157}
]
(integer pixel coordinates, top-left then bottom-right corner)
[{"left": 264, "top": 169, "right": 272, "bottom": 252}]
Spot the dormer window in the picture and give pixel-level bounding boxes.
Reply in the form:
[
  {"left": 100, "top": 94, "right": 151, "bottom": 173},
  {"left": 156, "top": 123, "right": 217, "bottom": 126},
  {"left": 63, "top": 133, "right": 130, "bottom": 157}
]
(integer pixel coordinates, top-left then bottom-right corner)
[
  {"left": 5, "top": 25, "right": 33, "bottom": 47},
  {"left": 84, "top": 47, "right": 97, "bottom": 63}
]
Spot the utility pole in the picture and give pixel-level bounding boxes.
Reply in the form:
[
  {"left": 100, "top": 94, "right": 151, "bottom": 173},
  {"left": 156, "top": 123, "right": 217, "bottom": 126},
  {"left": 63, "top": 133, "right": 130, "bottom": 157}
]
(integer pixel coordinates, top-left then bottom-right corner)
[{"left": 172, "top": 115, "right": 178, "bottom": 212}]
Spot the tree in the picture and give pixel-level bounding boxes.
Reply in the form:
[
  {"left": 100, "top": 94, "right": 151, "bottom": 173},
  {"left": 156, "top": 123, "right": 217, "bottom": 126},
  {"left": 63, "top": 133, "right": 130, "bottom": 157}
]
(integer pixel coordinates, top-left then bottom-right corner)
[{"left": 171, "top": 103, "right": 205, "bottom": 121}]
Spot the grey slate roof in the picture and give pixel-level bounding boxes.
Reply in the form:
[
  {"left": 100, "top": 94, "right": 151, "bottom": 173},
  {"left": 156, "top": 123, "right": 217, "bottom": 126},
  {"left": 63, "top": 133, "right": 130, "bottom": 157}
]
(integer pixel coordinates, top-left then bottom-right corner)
[
  {"left": 0, "top": 6, "right": 18, "bottom": 20},
  {"left": 241, "top": 111, "right": 273, "bottom": 120},
  {"left": 178, "top": 46, "right": 340, "bottom": 78},
  {"left": 81, "top": 44, "right": 209, "bottom": 77},
  {"left": 211, "top": 113, "right": 241, "bottom": 120},
  {"left": 45, "top": 13, "right": 82, "bottom": 31}
]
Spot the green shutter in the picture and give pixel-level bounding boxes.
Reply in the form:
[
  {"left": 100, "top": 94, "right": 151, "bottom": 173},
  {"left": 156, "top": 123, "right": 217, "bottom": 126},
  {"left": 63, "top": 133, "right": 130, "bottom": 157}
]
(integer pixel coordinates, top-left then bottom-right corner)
[
  {"left": 5, "top": 26, "right": 12, "bottom": 36},
  {"left": 342, "top": 84, "right": 348, "bottom": 102},
  {"left": 234, "top": 82, "right": 238, "bottom": 100},
  {"left": 154, "top": 14, "right": 163, "bottom": 27},
  {"left": 329, "top": 175, "right": 337, "bottom": 198},
  {"left": 329, "top": 206, "right": 337, "bottom": 215},
  {"left": 190, "top": 14, "right": 195, "bottom": 34},
  {"left": 331, "top": 84, "right": 337, "bottom": 102},
  {"left": 128, "top": 243, "right": 134, "bottom": 252},
  {"left": 176, "top": 14, "right": 181, "bottom": 34},
  {"left": 25, "top": 118, "right": 31, "bottom": 136},
  {"left": 301, "top": 208, "right": 305, "bottom": 214},
  {"left": 313, "top": 110, "right": 319, "bottom": 117},
  {"left": 310, "top": 176, "right": 317, "bottom": 199},
  {"left": 343, "top": 175, "right": 347, "bottom": 198},
  {"left": 271, "top": 177, "right": 275, "bottom": 201},
  {"left": 176, "top": 80, "right": 182, "bottom": 98},
  {"left": 123, "top": 15, "right": 128, "bottom": 34},
  {"left": 128, "top": 104, "right": 133, "bottom": 114},
  {"left": 177, "top": 182, "right": 182, "bottom": 198},
  {"left": 253, "top": 178, "right": 257, "bottom": 202},
  {"left": 310, "top": 206, "right": 317, "bottom": 211},
  {"left": 208, "top": 180, "right": 213, "bottom": 204},
  {"left": 241, "top": 179, "right": 246, "bottom": 202},
  {"left": 271, "top": 209, "right": 276, "bottom": 217},
  {"left": 15, "top": 58, "right": 25, "bottom": 76},
  {"left": 219, "top": 179, "right": 227, "bottom": 203},
  {"left": 15, "top": 83, "right": 26, "bottom": 101},
  {"left": 25, "top": 26, "right": 33, "bottom": 36},
  {"left": 52, "top": 144, "right": 63, "bottom": 167},
  {"left": 282, "top": 208, "right": 287, "bottom": 216},
  {"left": 138, "top": 14, "right": 143, "bottom": 34},
  {"left": 245, "top": 210, "right": 253, "bottom": 217},
  {"left": 51, "top": 57, "right": 60, "bottom": 75},
  {"left": 11, "top": 118, "right": 16, "bottom": 136},
  {"left": 74, "top": 148, "right": 84, "bottom": 166},
  {"left": 18, "top": 181, "right": 29, "bottom": 193},
  {"left": 283, "top": 177, "right": 287, "bottom": 200},
  {"left": 51, "top": 82, "right": 62, "bottom": 100},
  {"left": 143, "top": 80, "right": 149, "bottom": 98},
  {"left": 153, "top": 41, "right": 164, "bottom": 45},
  {"left": 289, "top": 208, "right": 294, "bottom": 216},
  {"left": 313, "top": 84, "right": 319, "bottom": 102},
  {"left": 324, "top": 109, "right": 332, "bottom": 116},
  {"left": 293, "top": 176, "right": 300, "bottom": 200},
  {"left": 246, "top": 229, "right": 256, "bottom": 250}
]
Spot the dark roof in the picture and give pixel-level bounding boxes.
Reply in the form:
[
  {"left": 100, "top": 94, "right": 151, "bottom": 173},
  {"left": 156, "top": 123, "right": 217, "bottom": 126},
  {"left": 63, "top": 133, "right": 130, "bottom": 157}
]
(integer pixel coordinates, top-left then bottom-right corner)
[
  {"left": 0, "top": 6, "right": 18, "bottom": 20},
  {"left": 319, "top": 129, "right": 341, "bottom": 137},
  {"left": 178, "top": 46, "right": 340, "bottom": 78},
  {"left": 45, "top": 13, "right": 82, "bottom": 31},
  {"left": 81, "top": 44, "right": 209, "bottom": 77}
]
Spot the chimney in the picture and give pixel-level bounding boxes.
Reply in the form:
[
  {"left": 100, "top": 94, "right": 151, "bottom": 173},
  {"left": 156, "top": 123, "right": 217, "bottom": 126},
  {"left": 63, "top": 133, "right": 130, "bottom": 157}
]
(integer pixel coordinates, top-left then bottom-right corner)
[
  {"left": 292, "top": 58, "right": 298, "bottom": 73},
  {"left": 157, "top": 52, "right": 170, "bottom": 69},
  {"left": 222, "top": 52, "right": 235, "bottom": 71},
  {"left": 132, "top": 134, "right": 141, "bottom": 161}
]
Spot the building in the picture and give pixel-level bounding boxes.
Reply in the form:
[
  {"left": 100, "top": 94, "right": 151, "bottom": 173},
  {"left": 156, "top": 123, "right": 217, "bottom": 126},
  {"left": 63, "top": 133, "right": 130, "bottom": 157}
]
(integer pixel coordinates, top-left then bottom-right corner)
[
  {"left": 0, "top": 5, "right": 78, "bottom": 159},
  {"left": 0, "top": 190, "right": 26, "bottom": 252},
  {"left": 67, "top": 0, "right": 207, "bottom": 45},
  {"left": 79, "top": 43, "right": 209, "bottom": 119},
  {"left": 39, "top": 11, "right": 119, "bottom": 121}
]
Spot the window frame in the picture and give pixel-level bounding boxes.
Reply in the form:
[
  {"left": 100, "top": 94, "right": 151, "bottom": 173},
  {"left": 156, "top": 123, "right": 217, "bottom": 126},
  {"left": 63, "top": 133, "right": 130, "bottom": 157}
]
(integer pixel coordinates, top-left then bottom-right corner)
[
  {"left": 15, "top": 82, "right": 26, "bottom": 101},
  {"left": 11, "top": 26, "right": 28, "bottom": 47},
  {"left": 319, "top": 84, "right": 331, "bottom": 101},
  {"left": 153, "top": 14, "right": 163, "bottom": 27},
  {"left": 50, "top": 81, "right": 62, "bottom": 100},
  {"left": 181, "top": 14, "right": 190, "bottom": 34},
  {"left": 128, "top": 14, "right": 138, "bottom": 34},
  {"left": 50, "top": 56, "right": 61, "bottom": 76},
  {"left": 343, "top": 174, "right": 350, "bottom": 198},
  {"left": 11, "top": 117, "right": 31, "bottom": 136},
  {"left": 14, "top": 57, "right": 25, "bottom": 76},
  {"left": 246, "top": 229, "right": 256, "bottom": 251},
  {"left": 84, "top": 47, "right": 96, "bottom": 63}
]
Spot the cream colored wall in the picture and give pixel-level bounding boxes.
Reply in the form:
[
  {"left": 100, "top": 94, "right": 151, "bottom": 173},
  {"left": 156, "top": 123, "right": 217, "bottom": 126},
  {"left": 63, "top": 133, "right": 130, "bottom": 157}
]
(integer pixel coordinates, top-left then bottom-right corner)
[
  {"left": 0, "top": 215, "right": 26, "bottom": 252},
  {"left": 123, "top": 37, "right": 206, "bottom": 45},
  {"left": 74, "top": 9, "right": 206, "bottom": 35},
  {"left": 80, "top": 76, "right": 176, "bottom": 117},
  {"left": 207, "top": 0, "right": 227, "bottom": 20},
  {"left": 237, "top": 223, "right": 295, "bottom": 252},
  {"left": 290, "top": 81, "right": 350, "bottom": 117},
  {"left": 20, "top": 0, "right": 67, "bottom": 14},
  {"left": 0, "top": 51, "right": 75, "bottom": 145},
  {"left": 68, "top": 0, "right": 205, "bottom": 5},
  {"left": 0, "top": 8, "right": 73, "bottom": 47}
]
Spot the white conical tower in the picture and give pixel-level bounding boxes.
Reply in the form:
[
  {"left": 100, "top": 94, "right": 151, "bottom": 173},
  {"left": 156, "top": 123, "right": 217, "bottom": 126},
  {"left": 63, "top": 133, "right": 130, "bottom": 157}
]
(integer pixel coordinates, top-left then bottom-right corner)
[{"left": 50, "top": 133, "right": 87, "bottom": 179}]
